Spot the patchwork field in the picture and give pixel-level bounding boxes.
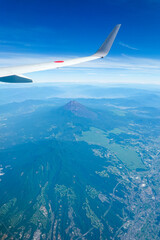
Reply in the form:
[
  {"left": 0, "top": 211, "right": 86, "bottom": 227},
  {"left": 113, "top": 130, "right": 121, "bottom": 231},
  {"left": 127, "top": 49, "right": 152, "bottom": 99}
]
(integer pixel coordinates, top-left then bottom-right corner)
[{"left": 77, "top": 127, "right": 145, "bottom": 170}]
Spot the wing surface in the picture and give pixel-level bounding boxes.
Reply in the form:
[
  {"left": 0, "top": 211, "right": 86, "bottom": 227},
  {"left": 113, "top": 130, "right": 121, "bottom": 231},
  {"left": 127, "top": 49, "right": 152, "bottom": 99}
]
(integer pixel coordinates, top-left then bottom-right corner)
[{"left": 0, "top": 24, "right": 121, "bottom": 83}]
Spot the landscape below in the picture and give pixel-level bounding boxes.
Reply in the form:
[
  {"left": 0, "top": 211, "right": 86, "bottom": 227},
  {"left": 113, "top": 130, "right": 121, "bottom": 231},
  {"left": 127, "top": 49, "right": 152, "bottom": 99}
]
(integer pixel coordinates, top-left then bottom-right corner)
[{"left": 0, "top": 85, "right": 160, "bottom": 240}]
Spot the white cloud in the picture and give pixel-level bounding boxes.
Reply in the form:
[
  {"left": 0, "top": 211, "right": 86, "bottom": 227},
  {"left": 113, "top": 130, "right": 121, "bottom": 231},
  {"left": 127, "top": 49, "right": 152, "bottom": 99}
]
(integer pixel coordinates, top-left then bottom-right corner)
[{"left": 119, "top": 42, "right": 139, "bottom": 51}]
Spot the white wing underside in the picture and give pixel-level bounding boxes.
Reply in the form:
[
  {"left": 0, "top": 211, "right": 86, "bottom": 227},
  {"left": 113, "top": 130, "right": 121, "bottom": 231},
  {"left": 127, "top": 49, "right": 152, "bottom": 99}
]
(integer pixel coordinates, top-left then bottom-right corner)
[{"left": 0, "top": 24, "right": 121, "bottom": 83}]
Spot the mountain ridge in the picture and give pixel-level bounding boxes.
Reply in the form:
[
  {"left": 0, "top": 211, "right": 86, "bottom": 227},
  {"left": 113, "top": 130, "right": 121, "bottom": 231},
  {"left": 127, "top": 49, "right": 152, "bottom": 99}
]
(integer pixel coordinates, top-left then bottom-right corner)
[{"left": 62, "top": 100, "right": 97, "bottom": 119}]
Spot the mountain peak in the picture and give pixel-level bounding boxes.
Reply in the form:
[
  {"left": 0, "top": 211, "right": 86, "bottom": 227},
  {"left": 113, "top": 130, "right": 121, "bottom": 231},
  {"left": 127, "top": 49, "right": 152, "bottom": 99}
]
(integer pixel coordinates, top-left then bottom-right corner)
[
  {"left": 62, "top": 100, "right": 97, "bottom": 119},
  {"left": 64, "top": 100, "right": 84, "bottom": 111}
]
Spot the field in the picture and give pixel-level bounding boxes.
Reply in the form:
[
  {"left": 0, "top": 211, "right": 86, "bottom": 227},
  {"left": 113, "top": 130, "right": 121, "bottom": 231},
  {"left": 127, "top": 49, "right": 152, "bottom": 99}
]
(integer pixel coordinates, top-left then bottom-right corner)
[{"left": 77, "top": 127, "right": 145, "bottom": 170}]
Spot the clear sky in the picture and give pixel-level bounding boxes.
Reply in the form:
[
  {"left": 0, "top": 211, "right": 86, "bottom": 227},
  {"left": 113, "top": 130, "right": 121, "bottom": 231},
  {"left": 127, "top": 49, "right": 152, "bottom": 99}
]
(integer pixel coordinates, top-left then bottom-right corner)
[{"left": 0, "top": 0, "right": 160, "bottom": 84}]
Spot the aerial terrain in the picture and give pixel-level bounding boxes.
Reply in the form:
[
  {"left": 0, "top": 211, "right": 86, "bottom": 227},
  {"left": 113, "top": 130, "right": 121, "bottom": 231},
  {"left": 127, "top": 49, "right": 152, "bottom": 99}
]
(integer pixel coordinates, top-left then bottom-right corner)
[{"left": 0, "top": 84, "right": 160, "bottom": 239}]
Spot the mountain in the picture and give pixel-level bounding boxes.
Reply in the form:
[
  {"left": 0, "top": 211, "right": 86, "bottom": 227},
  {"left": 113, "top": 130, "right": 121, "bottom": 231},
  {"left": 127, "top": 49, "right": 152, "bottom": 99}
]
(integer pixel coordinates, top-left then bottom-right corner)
[
  {"left": 62, "top": 100, "right": 97, "bottom": 119},
  {"left": 1, "top": 91, "right": 160, "bottom": 239}
]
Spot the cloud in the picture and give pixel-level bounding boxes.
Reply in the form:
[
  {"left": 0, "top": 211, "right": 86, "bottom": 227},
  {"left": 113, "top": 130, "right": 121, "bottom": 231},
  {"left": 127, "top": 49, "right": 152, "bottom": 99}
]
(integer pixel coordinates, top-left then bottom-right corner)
[
  {"left": 119, "top": 42, "right": 139, "bottom": 51},
  {"left": 76, "top": 55, "right": 160, "bottom": 73}
]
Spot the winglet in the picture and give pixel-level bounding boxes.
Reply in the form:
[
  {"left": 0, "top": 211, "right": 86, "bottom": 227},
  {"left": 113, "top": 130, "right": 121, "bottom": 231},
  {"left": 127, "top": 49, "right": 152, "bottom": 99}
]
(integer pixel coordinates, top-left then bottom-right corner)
[{"left": 94, "top": 24, "right": 121, "bottom": 58}]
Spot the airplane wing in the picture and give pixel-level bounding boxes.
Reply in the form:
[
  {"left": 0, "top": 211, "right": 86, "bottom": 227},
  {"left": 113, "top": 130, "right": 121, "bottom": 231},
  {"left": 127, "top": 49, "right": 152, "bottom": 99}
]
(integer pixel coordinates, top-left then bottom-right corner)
[{"left": 0, "top": 24, "right": 121, "bottom": 83}]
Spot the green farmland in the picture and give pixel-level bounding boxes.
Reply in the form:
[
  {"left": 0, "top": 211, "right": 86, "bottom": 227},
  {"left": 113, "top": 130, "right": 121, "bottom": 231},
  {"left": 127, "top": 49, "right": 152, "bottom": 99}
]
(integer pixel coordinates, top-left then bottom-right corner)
[{"left": 77, "top": 127, "right": 145, "bottom": 170}]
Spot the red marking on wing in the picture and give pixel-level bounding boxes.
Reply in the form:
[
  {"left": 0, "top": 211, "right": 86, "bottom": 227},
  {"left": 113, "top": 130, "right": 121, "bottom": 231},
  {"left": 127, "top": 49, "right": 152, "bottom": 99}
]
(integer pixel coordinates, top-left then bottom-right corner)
[{"left": 54, "top": 61, "right": 64, "bottom": 63}]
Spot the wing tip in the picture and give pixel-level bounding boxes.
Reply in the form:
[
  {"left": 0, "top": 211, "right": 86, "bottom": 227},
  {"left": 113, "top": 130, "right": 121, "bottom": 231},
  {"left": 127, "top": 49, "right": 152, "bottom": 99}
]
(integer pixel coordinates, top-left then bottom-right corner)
[
  {"left": 116, "top": 24, "right": 121, "bottom": 28},
  {"left": 94, "top": 24, "right": 121, "bottom": 58},
  {"left": 115, "top": 24, "right": 121, "bottom": 31}
]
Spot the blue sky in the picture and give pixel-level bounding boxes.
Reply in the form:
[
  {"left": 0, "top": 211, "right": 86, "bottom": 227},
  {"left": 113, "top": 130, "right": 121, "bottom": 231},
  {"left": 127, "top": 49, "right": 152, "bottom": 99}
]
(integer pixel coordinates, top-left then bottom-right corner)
[{"left": 0, "top": 0, "right": 160, "bottom": 84}]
